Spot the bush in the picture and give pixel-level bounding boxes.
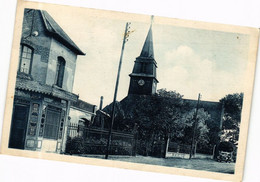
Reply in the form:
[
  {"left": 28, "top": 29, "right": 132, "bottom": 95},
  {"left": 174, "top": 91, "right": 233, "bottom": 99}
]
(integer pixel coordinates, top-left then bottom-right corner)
[
  {"left": 218, "top": 141, "right": 234, "bottom": 152},
  {"left": 65, "top": 136, "right": 84, "bottom": 154},
  {"left": 66, "top": 136, "right": 134, "bottom": 155}
]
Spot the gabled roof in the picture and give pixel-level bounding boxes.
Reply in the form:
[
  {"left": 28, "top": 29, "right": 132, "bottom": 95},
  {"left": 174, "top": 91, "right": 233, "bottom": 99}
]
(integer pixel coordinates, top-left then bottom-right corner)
[
  {"left": 40, "top": 10, "right": 85, "bottom": 55},
  {"left": 139, "top": 25, "right": 154, "bottom": 59}
]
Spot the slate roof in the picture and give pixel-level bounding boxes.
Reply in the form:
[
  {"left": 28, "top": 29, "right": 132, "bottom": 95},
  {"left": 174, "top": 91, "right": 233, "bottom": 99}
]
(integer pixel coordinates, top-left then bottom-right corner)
[
  {"left": 139, "top": 25, "right": 154, "bottom": 59},
  {"left": 16, "top": 75, "right": 78, "bottom": 102},
  {"left": 40, "top": 10, "right": 85, "bottom": 55}
]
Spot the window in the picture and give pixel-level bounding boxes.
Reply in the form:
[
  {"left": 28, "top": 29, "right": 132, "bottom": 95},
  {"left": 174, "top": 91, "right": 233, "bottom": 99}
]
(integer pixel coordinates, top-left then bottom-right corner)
[
  {"left": 43, "top": 107, "right": 61, "bottom": 140},
  {"left": 19, "top": 45, "right": 33, "bottom": 74},
  {"left": 55, "top": 57, "right": 66, "bottom": 87}
]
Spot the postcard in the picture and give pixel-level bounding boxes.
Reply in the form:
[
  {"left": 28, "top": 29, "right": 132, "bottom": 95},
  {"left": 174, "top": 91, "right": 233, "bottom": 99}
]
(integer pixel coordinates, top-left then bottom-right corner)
[{"left": 0, "top": 0, "right": 259, "bottom": 181}]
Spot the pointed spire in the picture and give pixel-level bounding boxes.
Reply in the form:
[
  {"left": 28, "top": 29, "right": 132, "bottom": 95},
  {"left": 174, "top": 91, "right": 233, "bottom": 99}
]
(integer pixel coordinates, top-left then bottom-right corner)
[{"left": 139, "top": 16, "right": 154, "bottom": 59}]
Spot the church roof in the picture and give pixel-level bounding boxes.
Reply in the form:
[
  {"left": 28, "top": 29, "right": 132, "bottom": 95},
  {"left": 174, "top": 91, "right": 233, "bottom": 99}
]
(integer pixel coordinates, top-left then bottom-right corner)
[
  {"left": 40, "top": 10, "right": 85, "bottom": 55},
  {"left": 139, "top": 25, "right": 154, "bottom": 59},
  {"left": 102, "top": 94, "right": 223, "bottom": 129}
]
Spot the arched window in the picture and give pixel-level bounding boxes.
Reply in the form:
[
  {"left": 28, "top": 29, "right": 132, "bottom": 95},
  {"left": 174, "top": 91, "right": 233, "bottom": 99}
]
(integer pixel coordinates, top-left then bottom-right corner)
[
  {"left": 19, "top": 45, "right": 33, "bottom": 74},
  {"left": 55, "top": 57, "right": 66, "bottom": 87}
]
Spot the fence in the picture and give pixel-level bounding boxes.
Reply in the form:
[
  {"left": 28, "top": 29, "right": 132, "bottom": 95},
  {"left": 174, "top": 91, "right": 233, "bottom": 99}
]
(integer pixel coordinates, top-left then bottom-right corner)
[
  {"left": 168, "top": 142, "right": 191, "bottom": 154},
  {"left": 66, "top": 123, "right": 214, "bottom": 158},
  {"left": 166, "top": 142, "right": 214, "bottom": 159},
  {"left": 66, "top": 123, "right": 137, "bottom": 156}
]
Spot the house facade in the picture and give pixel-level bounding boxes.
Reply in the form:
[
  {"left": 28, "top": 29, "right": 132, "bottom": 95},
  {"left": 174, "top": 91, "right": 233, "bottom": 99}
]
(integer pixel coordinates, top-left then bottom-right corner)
[{"left": 8, "top": 9, "right": 85, "bottom": 153}]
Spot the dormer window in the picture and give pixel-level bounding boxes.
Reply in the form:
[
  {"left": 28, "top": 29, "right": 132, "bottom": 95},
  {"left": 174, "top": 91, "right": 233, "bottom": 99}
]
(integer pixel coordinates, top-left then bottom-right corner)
[
  {"left": 55, "top": 57, "right": 66, "bottom": 87},
  {"left": 19, "top": 45, "right": 33, "bottom": 74}
]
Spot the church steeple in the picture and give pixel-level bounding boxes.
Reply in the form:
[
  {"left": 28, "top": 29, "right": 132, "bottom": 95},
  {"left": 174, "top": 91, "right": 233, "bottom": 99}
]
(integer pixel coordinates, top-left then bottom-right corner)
[
  {"left": 128, "top": 16, "right": 158, "bottom": 96},
  {"left": 139, "top": 24, "right": 154, "bottom": 58}
]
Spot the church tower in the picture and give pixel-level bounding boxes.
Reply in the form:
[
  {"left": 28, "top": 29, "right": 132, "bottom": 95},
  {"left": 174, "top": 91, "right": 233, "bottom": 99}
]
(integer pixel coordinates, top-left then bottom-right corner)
[{"left": 128, "top": 17, "right": 158, "bottom": 95}]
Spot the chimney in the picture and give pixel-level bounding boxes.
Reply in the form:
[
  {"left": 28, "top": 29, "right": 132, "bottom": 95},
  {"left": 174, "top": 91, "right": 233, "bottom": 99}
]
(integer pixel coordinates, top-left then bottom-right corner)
[{"left": 99, "top": 96, "right": 104, "bottom": 110}]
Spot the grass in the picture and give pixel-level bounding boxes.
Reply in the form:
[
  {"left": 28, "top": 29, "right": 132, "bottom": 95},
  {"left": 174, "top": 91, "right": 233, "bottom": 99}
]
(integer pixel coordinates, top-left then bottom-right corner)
[
  {"left": 82, "top": 154, "right": 235, "bottom": 174},
  {"left": 111, "top": 156, "right": 235, "bottom": 174}
]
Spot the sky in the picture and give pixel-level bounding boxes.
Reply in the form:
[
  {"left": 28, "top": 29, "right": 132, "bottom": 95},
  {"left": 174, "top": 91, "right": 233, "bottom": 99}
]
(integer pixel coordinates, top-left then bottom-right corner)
[{"left": 46, "top": 8, "right": 250, "bottom": 107}]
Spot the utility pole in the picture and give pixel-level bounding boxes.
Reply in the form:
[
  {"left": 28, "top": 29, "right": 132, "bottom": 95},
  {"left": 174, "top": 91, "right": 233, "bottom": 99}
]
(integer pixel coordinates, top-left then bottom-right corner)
[
  {"left": 105, "top": 22, "right": 131, "bottom": 159},
  {"left": 189, "top": 93, "right": 201, "bottom": 159}
]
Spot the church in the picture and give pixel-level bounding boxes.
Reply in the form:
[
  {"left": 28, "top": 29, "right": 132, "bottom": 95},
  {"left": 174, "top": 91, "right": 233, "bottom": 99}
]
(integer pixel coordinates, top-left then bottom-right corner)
[{"left": 95, "top": 18, "right": 224, "bottom": 156}]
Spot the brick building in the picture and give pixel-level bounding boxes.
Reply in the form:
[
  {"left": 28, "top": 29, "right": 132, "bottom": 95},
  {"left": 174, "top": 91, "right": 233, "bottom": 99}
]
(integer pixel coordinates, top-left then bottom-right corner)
[{"left": 8, "top": 9, "right": 85, "bottom": 153}]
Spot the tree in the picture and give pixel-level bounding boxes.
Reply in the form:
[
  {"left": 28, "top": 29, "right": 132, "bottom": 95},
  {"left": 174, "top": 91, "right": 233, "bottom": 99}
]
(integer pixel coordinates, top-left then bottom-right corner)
[
  {"left": 106, "top": 88, "right": 211, "bottom": 156},
  {"left": 178, "top": 108, "right": 210, "bottom": 154},
  {"left": 219, "top": 93, "right": 243, "bottom": 144},
  {"left": 103, "top": 89, "right": 185, "bottom": 156}
]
